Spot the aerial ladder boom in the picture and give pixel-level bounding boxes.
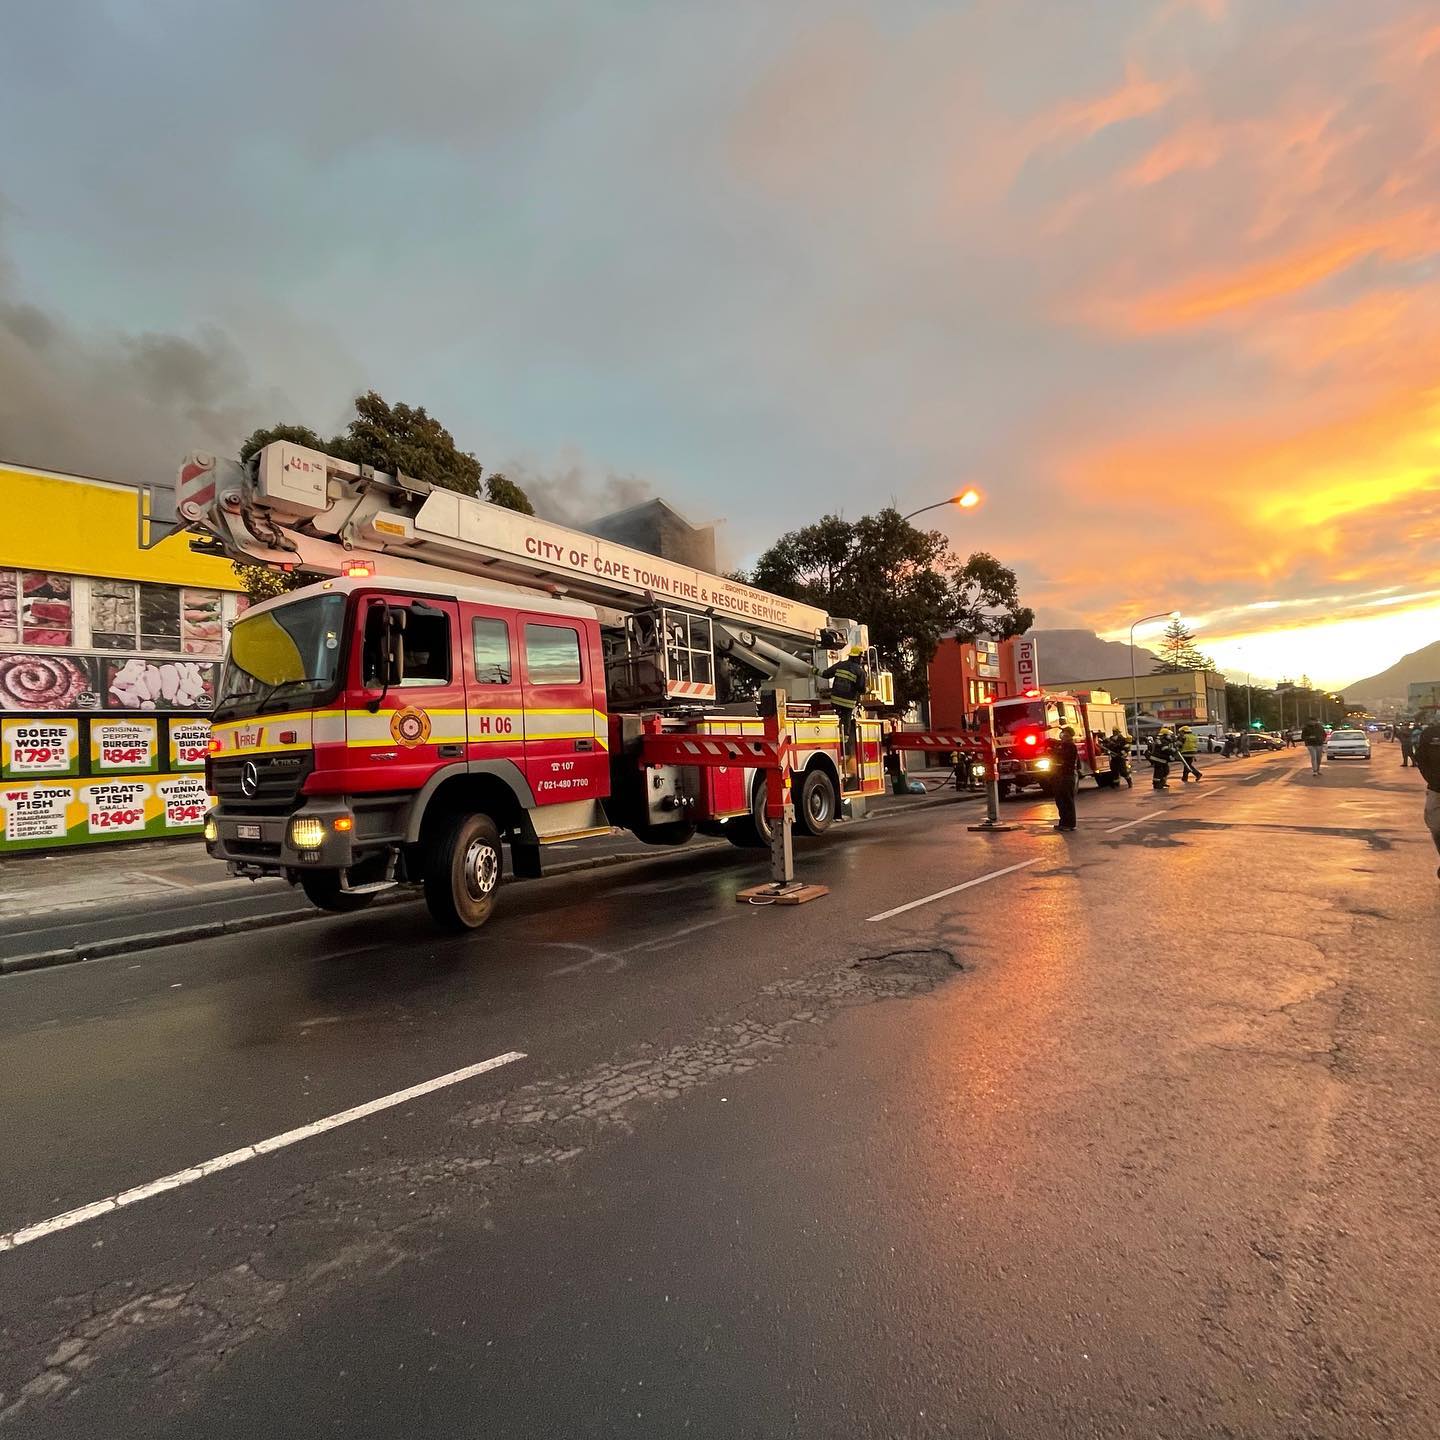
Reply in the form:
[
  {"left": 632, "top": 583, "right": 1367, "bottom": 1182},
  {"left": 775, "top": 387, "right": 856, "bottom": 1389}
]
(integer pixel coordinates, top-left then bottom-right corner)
[{"left": 143, "top": 442, "right": 860, "bottom": 690}]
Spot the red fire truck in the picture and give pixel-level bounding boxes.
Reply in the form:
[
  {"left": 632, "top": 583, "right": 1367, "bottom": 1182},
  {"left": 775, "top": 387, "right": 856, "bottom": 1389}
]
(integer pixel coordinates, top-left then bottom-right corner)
[
  {"left": 141, "top": 442, "right": 892, "bottom": 930},
  {"left": 987, "top": 689, "right": 1128, "bottom": 799}
]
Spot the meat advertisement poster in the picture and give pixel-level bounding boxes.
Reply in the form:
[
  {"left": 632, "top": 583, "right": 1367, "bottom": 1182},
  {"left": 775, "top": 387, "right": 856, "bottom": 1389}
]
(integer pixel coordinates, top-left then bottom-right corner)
[
  {"left": 0, "top": 653, "right": 215, "bottom": 712},
  {"left": 89, "top": 718, "right": 160, "bottom": 774},
  {"left": 1, "top": 718, "right": 81, "bottom": 780},
  {"left": 0, "top": 771, "right": 213, "bottom": 852}
]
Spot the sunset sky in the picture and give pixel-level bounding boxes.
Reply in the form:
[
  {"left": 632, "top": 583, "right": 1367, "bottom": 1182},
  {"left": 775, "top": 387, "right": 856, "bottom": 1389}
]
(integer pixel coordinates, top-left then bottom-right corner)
[{"left": 1, "top": 1, "right": 1437, "bottom": 689}]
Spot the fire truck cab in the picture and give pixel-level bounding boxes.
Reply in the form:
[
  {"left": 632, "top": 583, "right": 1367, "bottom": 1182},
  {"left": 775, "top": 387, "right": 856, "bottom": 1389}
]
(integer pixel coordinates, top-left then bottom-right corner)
[{"left": 987, "top": 689, "right": 1128, "bottom": 799}]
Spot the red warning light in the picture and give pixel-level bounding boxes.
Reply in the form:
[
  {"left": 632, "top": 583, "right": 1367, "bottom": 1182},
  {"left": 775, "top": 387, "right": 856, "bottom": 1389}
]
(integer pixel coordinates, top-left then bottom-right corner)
[
  {"left": 343, "top": 562, "right": 374, "bottom": 579},
  {"left": 1023, "top": 733, "right": 1038, "bottom": 747}
]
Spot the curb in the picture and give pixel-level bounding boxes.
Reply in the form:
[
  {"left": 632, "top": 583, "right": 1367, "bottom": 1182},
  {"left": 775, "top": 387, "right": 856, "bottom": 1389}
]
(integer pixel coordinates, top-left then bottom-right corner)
[
  {"left": 0, "top": 846, "right": 719, "bottom": 977},
  {"left": 1, "top": 795, "right": 977, "bottom": 978}
]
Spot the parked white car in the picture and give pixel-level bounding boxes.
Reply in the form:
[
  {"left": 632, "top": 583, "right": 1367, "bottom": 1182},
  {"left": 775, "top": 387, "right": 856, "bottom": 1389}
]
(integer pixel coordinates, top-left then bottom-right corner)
[{"left": 1325, "top": 728, "right": 1372, "bottom": 761}]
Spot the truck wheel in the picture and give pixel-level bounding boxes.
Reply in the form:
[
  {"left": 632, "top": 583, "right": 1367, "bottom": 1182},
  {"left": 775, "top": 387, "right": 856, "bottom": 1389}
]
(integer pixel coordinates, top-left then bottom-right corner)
[
  {"left": 725, "top": 779, "right": 774, "bottom": 849},
  {"left": 299, "top": 872, "right": 376, "bottom": 913},
  {"left": 423, "top": 812, "right": 502, "bottom": 932},
  {"left": 633, "top": 818, "right": 697, "bottom": 846},
  {"left": 796, "top": 766, "right": 839, "bottom": 837}
]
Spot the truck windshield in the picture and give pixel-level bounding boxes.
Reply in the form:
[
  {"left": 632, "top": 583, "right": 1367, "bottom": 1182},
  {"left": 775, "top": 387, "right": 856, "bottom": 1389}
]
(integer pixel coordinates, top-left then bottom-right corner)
[
  {"left": 992, "top": 700, "right": 1048, "bottom": 735},
  {"left": 215, "top": 594, "right": 346, "bottom": 717}
]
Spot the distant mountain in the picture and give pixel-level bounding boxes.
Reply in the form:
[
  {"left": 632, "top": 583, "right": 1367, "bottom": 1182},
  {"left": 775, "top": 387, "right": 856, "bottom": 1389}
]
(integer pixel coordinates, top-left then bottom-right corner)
[
  {"left": 1031, "top": 629, "right": 1161, "bottom": 684},
  {"left": 1342, "top": 638, "right": 1440, "bottom": 705}
]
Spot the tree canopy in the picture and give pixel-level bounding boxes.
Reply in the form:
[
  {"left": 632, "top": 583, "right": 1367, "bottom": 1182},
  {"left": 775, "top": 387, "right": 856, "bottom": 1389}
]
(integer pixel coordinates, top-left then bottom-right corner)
[
  {"left": 1151, "top": 618, "right": 1213, "bottom": 673},
  {"left": 234, "top": 391, "right": 533, "bottom": 598},
  {"left": 744, "top": 508, "right": 1033, "bottom": 710}
]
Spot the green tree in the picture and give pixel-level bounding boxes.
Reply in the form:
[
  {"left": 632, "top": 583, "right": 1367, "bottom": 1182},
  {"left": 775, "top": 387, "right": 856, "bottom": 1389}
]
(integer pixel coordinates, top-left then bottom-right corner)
[
  {"left": 233, "top": 392, "right": 534, "bottom": 599},
  {"left": 746, "top": 508, "right": 1031, "bottom": 710},
  {"left": 1152, "top": 617, "right": 1212, "bottom": 673},
  {"left": 484, "top": 472, "right": 535, "bottom": 515}
]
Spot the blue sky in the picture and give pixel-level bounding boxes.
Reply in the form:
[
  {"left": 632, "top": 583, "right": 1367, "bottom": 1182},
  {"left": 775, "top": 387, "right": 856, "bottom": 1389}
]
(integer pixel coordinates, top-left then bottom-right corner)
[{"left": 2, "top": 0, "right": 1438, "bottom": 687}]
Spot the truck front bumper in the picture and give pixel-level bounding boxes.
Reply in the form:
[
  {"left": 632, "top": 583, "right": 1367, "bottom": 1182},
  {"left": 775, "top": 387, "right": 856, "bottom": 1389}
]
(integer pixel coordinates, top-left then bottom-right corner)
[{"left": 205, "top": 799, "right": 360, "bottom": 875}]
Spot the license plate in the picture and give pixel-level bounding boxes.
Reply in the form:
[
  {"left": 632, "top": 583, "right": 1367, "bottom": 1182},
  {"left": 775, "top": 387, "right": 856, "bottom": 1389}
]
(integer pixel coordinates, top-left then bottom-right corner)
[{"left": 236, "top": 823, "right": 262, "bottom": 841}]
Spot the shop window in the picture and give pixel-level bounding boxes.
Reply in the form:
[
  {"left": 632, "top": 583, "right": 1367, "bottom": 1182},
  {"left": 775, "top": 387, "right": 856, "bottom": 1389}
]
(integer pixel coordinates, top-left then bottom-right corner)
[
  {"left": 0, "top": 571, "right": 15, "bottom": 645},
  {"left": 180, "top": 590, "right": 224, "bottom": 656},
  {"left": 525, "top": 624, "right": 582, "bottom": 685},
  {"left": 472, "top": 618, "right": 512, "bottom": 685},
  {"left": 139, "top": 585, "right": 182, "bottom": 652},
  {"left": 19, "top": 572, "right": 73, "bottom": 647},
  {"left": 91, "top": 581, "right": 138, "bottom": 650}
]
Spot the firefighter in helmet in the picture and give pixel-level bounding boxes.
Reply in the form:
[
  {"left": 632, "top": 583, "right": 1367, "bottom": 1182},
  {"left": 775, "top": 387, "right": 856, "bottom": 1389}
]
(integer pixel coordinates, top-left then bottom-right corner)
[{"left": 822, "top": 646, "right": 869, "bottom": 773}]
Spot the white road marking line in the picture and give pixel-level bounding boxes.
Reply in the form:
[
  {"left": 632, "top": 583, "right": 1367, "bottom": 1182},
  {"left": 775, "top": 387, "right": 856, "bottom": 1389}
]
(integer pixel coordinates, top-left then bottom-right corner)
[
  {"left": 867, "top": 858, "right": 1041, "bottom": 922},
  {"left": 1106, "top": 783, "right": 1230, "bottom": 833},
  {"left": 0, "top": 1050, "right": 527, "bottom": 1256},
  {"left": 1106, "top": 811, "right": 1162, "bottom": 833}
]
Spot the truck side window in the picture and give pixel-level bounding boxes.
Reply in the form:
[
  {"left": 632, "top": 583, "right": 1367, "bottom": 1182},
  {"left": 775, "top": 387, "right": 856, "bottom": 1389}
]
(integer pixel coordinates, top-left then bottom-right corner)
[
  {"left": 525, "top": 624, "right": 582, "bottom": 685},
  {"left": 400, "top": 602, "right": 451, "bottom": 686},
  {"left": 472, "top": 618, "right": 512, "bottom": 685}
]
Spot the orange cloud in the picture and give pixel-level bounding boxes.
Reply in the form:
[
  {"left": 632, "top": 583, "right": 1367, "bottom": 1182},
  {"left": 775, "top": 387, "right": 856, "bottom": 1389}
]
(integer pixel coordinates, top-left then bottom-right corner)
[
  {"left": 1098, "top": 212, "right": 1437, "bottom": 331},
  {"left": 1031, "top": 66, "right": 1176, "bottom": 148}
]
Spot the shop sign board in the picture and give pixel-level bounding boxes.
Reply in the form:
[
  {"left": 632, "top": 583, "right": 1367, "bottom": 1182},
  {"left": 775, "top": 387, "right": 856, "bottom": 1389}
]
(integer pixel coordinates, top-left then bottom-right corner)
[
  {"left": 168, "top": 719, "right": 212, "bottom": 770},
  {"left": 1015, "top": 638, "right": 1039, "bottom": 690},
  {"left": 1, "top": 717, "right": 80, "bottom": 778},
  {"left": 0, "top": 772, "right": 212, "bottom": 852},
  {"left": 90, "top": 718, "right": 160, "bottom": 774}
]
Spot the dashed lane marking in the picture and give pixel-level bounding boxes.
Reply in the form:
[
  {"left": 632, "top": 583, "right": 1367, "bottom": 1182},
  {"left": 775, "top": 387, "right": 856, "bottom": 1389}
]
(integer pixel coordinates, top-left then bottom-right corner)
[
  {"left": 1104, "top": 784, "right": 1229, "bottom": 833},
  {"left": 866, "top": 858, "right": 1042, "bottom": 922},
  {"left": 0, "top": 1050, "right": 527, "bottom": 1255}
]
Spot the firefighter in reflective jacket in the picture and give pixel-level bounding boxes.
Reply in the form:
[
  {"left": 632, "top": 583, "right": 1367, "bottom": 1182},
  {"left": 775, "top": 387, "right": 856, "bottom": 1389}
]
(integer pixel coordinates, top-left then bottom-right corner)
[{"left": 822, "top": 647, "right": 869, "bottom": 767}]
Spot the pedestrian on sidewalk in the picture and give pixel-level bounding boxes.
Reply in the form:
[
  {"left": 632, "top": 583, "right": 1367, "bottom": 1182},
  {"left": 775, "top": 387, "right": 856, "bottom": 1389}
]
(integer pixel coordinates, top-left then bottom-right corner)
[
  {"left": 1052, "top": 725, "right": 1079, "bottom": 831},
  {"left": 1146, "top": 727, "right": 1177, "bottom": 790},
  {"left": 1399, "top": 722, "right": 1415, "bottom": 768},
  {"left": 1300, "top": 718, "right": 1326, "bottom": 775},
  {"left": 1104, "top": 726, "right": 1133, "bottom": 788},
  {"left": 1177, "top": 725, "right": 1203, "bottom": 783},
  {"left": 1414, "top": 718, "right": 1440, "bottom": 879}
]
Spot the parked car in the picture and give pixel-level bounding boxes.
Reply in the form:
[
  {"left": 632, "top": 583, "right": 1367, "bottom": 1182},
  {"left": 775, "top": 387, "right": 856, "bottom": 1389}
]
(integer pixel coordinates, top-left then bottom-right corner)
[
  {"left": 1325, "top": 727, "right": 1372, "bottom": 761},
  {"left": 1243, "top": 731, "right": 1284, "bottom": 751}
]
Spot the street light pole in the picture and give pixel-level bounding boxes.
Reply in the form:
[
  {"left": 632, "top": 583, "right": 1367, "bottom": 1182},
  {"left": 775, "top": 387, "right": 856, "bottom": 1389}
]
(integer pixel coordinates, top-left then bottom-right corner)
[
  {"left": 1128, "top": 610, "right": 1179, "bottom": 742},
  {"left": 902, "top": 488, "right": 982, "bottom": 524}
]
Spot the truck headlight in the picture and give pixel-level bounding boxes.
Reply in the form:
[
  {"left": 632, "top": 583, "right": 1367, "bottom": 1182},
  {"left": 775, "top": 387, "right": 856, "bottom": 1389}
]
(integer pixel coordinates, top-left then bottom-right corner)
[
  {"left": 1035, "top": 757, "right": 1053, "bottom": 772},
  {"left": 203, "top": 816, "right": 218, "bottom": 843},
  {"left": 288, "top": 816, "right": 326, "bottom": 850},
  {"left": 970, "top": 764, "right": 986, "bottom": 778}
]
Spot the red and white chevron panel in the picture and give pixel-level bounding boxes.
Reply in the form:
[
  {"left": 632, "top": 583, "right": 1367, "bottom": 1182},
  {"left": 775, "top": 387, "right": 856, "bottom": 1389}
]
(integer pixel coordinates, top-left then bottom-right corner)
[
  {"left": 666, "top": 681, "right": 718, "bottom": 700},
  {"left": 639, "top": 732, "right": 790, "bottom": 770}
]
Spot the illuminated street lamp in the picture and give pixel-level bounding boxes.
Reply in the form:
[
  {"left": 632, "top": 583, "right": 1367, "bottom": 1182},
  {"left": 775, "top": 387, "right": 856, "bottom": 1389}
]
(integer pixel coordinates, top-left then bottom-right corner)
[
  {"left": 1129, "top": 610, "right": 1180, "bottom": 741},
  {"left": 902, "top": 488, "right": 982, "bottom": 523}
]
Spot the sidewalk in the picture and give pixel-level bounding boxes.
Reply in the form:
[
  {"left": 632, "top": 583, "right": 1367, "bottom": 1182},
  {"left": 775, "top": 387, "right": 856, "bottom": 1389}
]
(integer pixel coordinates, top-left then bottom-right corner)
[{"left": 0, "top": 839, "right": 273, "bottom": 924}]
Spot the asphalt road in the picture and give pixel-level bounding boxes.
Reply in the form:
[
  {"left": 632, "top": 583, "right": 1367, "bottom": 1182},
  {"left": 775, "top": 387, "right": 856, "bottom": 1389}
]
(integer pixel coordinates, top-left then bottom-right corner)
[{"left": 2, "top": 750, "right": 1437, "bottom": 1437}]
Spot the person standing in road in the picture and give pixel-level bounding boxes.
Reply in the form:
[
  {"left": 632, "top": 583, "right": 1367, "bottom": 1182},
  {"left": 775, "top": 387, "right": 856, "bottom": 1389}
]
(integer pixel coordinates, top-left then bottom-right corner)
[
  {"left": 1146, "top": 727, "right": 1177, "bottom": 790},
  {"left": 1177, "top": 725, "right": 1203, "bottom": 783},
  {"left": 1300, "top": 717, "right": 1326, "bottom": 776},
  {"left": 1053, "top": 724, "right": 1079, "bottom": 831},
  {"left": 1398, "top": 722, "right": 1415, "bottom": 768},
  {"left": 1104, "top": 726, "right": 1133, "bottom": 788},
  {"left": 1413, "top": 718, "right": 1440, "bottom": 878}
]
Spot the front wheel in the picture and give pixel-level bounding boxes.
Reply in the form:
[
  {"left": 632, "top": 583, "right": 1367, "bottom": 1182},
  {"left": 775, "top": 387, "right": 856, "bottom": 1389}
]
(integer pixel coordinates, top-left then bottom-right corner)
[
  {"left": 796, "top": 766, "right": 839, "bottom": 837},
  {"left": 725, "top": 778, "right": 774, "bottom": 849},
  {"left": 423, "top": 812, "right": 503, "bottom": 932},
  {"left": 299, "top": 872, "right": 377, "bottom": 914}
]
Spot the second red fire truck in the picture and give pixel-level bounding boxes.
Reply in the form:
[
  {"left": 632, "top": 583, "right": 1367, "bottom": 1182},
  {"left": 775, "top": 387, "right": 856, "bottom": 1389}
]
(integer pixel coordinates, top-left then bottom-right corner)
[{"left": 987, "top": 689, "right": 1128, "bottom": 799}]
